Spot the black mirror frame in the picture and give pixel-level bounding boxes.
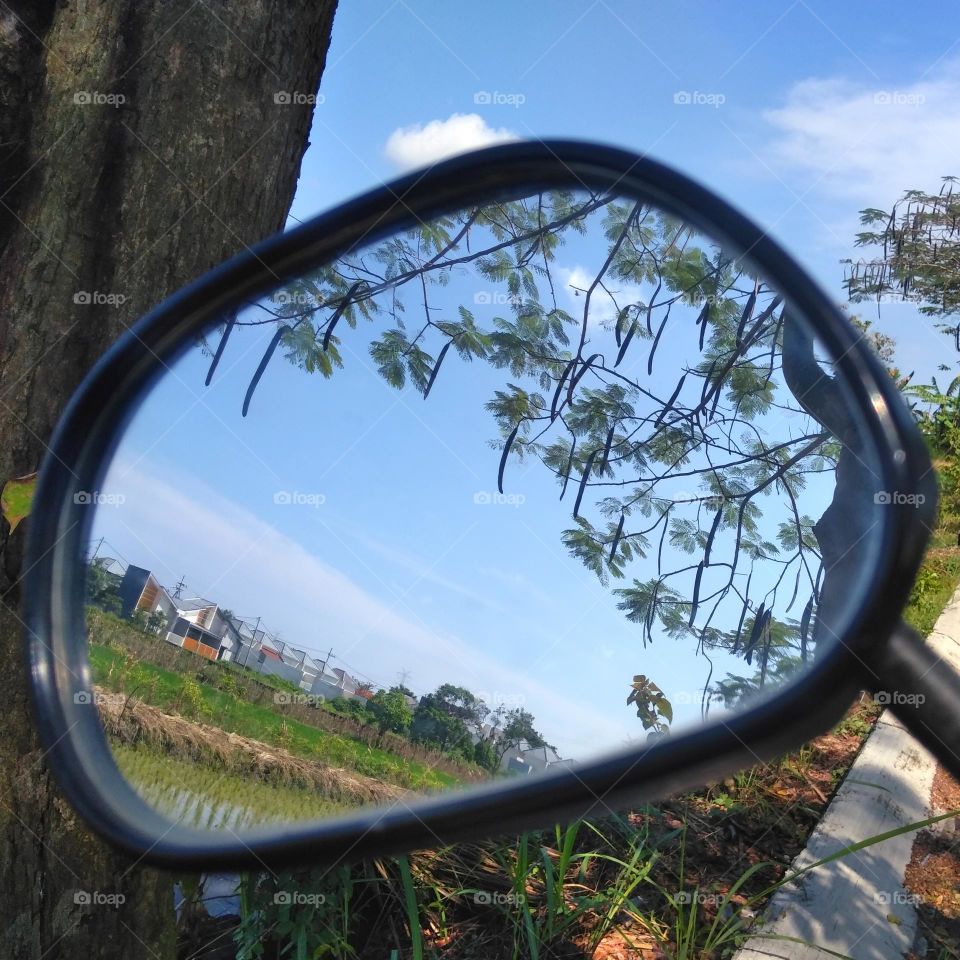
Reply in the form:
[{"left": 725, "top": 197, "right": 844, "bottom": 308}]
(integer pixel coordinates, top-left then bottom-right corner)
[{"left": 22, "top": 139, "right": 950, "bottom": 871}]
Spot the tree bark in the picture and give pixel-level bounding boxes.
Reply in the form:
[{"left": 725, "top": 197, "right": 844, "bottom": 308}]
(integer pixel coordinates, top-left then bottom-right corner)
[{"left": 0, "top": 2, "right": 338, "bottom": 956}]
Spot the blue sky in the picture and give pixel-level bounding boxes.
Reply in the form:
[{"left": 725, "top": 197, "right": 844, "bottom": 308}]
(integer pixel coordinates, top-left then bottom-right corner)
[
  {"left": 93, "top": 1, "right": 949, "bottom": 774},
  {"left": 291, "top": 0, "right": 960, "bottom": 382}
]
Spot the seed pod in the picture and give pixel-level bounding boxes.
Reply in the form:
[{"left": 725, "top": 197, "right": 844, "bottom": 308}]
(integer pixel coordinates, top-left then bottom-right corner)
[
  {"left": 601, "top": 424, "right": 617, "bottom": 470},
  {"left": 205, "top": 310, "right": 237, "bottom": 386},
  {"left": 568, "top": 352, "right": 601, "bottom": 403},
  {"left": 736, "top": 286, "right": 758, "bottom": 346},
  {"left": 497, "top": 423, "right": 520, "bottom": 494},
  {"left": 700, "top": 359, "right": 718, "bottom": 405},
  {"left": 730, "top": 591, "right": 751, "bottom": 654},
  {"left": 743, "top": 601, "right": 765, "bottom": 665},
  {"left": 704, "top": 507, "right": 723, "bottom": 565},
  {"left": 615, "top": 320, "right": 638, "bottom": 367},
  {"left": 609, "top": 513, "right": 626, "bottom": 562},
  {"left": 654, "top": 374, "right": 686, "bottom": 430},
  {"left": 551, "top": 357, "right": 577, "bottom": 420},
  {"left": 615, "top": 306, "right": 631, "bottom": 347},
  {"left": 242, "top": 325, "right": 289, "bottom": 417},
  {"left": 699, "top": 305, "right": 709, "bottom": 350},
  {"left": 559, "top": 437, "right": 577, "bottom": 500},
  {"left": 645, "top": 580, "right": 660, "bottom": 645},
  {"left": 709, "top": 382, "right": 723, "bottom": 421},
  {"left": 759, "top": 616, "right": 773, "bottom": 685},
  {"left": 573, "top": 449, "right": 599, "bottom": 519},
  {"left": 647, "top": 314, "right": 669, "bottom": 376},
  {"left": 423, "top": 341, "right": 452, "bottom": 399},
  {"left": 785, "top": 575, "right": 800, "bottom": 616},
  {"left": 323, "top": 281, "right": 363, "bottom": 352},
  {"left": 689, "top": 562, "right": 704, "bottom": 627},
  {"left": 799, "top": 596, "right": 814, "bottom": 662}
]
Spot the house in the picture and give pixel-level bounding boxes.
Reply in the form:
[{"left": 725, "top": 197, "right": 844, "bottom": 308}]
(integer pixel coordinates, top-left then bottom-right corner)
[
  {"left": 499, "top": 741, "right": 564, "bottom": 774},
  {"left": 116, "top": 563, "right": 350, "bottom": 692},
  {"left": 163, "top": 597, "right": 233, "bottom": 661},
  {"left": 309, "top": 665, "right": 366, "bottom": 703},
  {"left": 520, "top": 743, "right": 564, "bottom": 772},
  {"left": 118, "top": 565, "right": 177, "bottom": 623}
]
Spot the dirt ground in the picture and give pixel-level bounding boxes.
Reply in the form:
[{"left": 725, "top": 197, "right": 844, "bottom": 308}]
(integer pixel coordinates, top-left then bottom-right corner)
[{"left": 906, "top": 764, "right": 960, "bottom": 960}]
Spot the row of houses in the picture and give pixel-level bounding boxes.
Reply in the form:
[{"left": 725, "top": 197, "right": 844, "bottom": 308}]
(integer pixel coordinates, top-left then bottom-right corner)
[
  {"left": 116, "top": 564, "right": 372, "bottom": 703},
  {"left": 107, "top": 561, "right": 568, "bottom": 773}
]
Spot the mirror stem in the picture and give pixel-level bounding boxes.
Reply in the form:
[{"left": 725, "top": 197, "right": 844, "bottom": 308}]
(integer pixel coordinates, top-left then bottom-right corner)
[{"left": 871, "top": 621, "right": 960, "bottom": 779}]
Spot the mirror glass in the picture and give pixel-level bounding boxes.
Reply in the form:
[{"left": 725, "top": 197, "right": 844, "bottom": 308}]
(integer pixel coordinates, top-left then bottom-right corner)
[{"left": 80, "top": 187, "right": 890, "bottom": 831}]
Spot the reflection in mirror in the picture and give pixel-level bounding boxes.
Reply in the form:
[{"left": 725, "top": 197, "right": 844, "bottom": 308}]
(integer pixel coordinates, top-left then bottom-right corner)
[{"left": 81, "top": 188, "right": 887, "bottom": 832}]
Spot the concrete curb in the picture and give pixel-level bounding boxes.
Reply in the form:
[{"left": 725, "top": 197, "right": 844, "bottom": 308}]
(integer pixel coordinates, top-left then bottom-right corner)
[{"left": 733, "top": 590, "right": 960, "bottom": 960}]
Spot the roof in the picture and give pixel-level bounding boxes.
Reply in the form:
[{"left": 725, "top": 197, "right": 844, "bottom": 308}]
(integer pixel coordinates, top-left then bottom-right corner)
[
  {"left": 95, "top": 557, "right": 127, "bottom": 578},
  {"left": 175, "top": 597, "right": 217, "bottom": 613}
]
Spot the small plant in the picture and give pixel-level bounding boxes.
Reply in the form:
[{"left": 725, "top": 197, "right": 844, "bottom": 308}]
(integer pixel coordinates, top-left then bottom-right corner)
[{"left": 175, "top": 676, "right": 211, "bottom": 721}]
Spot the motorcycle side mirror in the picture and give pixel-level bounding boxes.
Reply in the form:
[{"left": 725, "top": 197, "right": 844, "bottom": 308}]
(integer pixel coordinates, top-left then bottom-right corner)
[{"left": 22, "top": 140, "right": 959, "bottom": 871}]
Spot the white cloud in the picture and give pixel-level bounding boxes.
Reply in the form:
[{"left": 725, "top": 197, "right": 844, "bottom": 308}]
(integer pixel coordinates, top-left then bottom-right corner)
[
  {"left": 553, "top": 263, "right": 651, "bottom": 330},
  {"left": 763, "top": 62, "right": 960, "bottom": 206},
  {"left": 384, "top": 113, "right": 518, "bottom": 171}
]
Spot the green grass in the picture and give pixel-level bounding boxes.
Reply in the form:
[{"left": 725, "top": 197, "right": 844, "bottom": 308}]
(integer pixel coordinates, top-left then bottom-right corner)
[
  {"left": 902, "top": 549, "right": 960, "bottom": 637},
  {"left": 114, "top": 742, "right": 350, "bottom": 829},
  {"left": 90, "top": 643, "right": 459, "bottom": 792}
]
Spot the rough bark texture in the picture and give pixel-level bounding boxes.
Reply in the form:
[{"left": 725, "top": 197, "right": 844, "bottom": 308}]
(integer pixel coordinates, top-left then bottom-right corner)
[{"left": 0, "top": 2, "right": 338, "bottom": 956}]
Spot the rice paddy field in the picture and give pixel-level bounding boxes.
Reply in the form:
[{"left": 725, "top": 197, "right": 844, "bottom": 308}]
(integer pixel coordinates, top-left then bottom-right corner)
[
  {"left": 89, "top": 640, "right": 465, "bottom": 793},
  {"left": 112, "top": 742, "right": 352, "bottom": 829}
]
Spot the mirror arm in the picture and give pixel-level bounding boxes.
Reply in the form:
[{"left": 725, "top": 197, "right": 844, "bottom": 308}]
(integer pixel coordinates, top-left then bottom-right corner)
[{"left": 869, "top": 620, "right": 960, "bottom": 780}]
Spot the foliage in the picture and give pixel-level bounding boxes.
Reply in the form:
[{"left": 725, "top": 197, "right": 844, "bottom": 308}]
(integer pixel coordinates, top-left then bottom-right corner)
[
  {"left": 410, "top": 683, "right": 485, "bottom": 755},
  {"left": 489, "top": 705, "right": 551, "bottom": 766},
  {"left": 86, "top": 558, "right": 122, "bottom": 616},
  {"left": 205, "top": 192, "right": 860, "bottom": 721},
  {"left": 369, "top": 686, "right": 414, "bottom": 736},
  {"left": 845, "top": 177, "right": 960, "bottom": 331},
  {"left": 627, "top": 674, "right": 673, "bottom": 732}
]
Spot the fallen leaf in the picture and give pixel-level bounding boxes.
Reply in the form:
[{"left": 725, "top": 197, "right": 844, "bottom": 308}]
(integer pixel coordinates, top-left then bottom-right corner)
[{"left": 0, "top": 472, "right": 37, "bottom": 534}]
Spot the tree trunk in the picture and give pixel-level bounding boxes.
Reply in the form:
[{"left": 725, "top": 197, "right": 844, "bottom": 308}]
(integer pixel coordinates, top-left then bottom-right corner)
[{"left": 0, "top": 2, "right": 338, "bottom": 956}]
